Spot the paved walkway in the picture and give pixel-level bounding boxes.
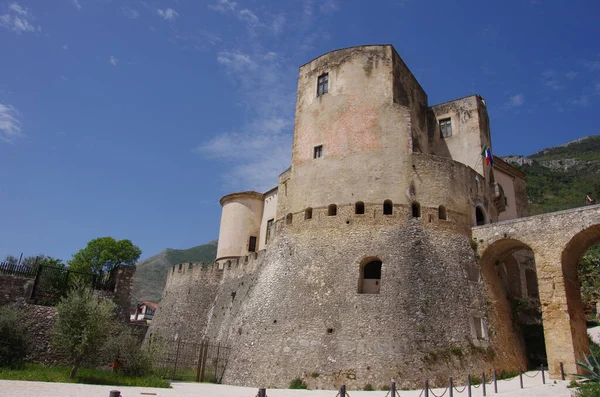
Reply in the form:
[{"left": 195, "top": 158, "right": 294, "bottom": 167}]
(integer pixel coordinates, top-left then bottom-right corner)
[{"left": 0, "top": 372, "right": 574, "bottom": 397}]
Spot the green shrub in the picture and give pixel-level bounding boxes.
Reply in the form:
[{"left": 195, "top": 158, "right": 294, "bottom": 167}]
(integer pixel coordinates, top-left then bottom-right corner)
[
  {"left": 574, "top": 351, "right": 600, "bottom": 383},
  {"left": 380, "top": 384, "right": 390, "bottom": 391},
  {"left": 363, "top": 383, "right": 374, "bottom": 391},
  {"left": 310, "top": 372, "right": 320, "bottom": 378},
  {"left": 573, "top": 382, "right": 600, "bottom": 397},
  {"left": 103, "top": 325, "right": 153, "bottom": 377},
  {"left": 289, "top": 377, "right": 307, "bottom": 389},
  {"left": 0, "top": 306, "right": 30, "bottom": 368},
  {"left": 498, "top": 369, "right": 519, "bottom": 380},
  {"left": 470, "top": 375, "right": 482, "bottom": 385},
  {"left": 449, "top": 346, "right": 463, "bottom": 357}
]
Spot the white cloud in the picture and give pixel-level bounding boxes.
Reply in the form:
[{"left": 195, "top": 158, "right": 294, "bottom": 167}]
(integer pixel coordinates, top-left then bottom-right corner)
[
  {"left": 72, "top": 0, "right": 81, "bottom": 10},
  {"left": 0, "top": 103, "right": 23, "bottom": 143},
  {"left": 270, "top": 14, "right": 285, "bottom": 34},
  {"left": 565, "top": 71, "right": 578, "bottom": 80},
  {"left": 217, "top": 51, "right": 256, "bottom": 70},
  {"left": 0, "top": 2, "right": 39, "bottom": 34},
  {"left": 568, "top": 95, "right": 590, "bottom": 107},
  {"left": 209, "top": 0, "right": 237, "bottom": 13},
  {"left": 238, "top": 9, "right": 259, "bottom": 26},
  {"left": 109, "top": 56, "right": 118, "bottom": 66},
  {"left": 319, "top": 0, "right": 339, "bottom": 14},
  {"left": 62, "top": 44, "right": 68, "bottom": 50},
  {"left": 157, "top": 8, "right": 178, "bottom": 21},
  {"left": 542, "top": 70, "right": 563, "bottom": 91},
  {"left": 584, "top": 60, "right": 600, "bottom": 71},
  {"left": 121, "top": 6, "right": 140, "bottom": 19},
  {"left": 507, "top": 94, "right": 525, "bottom": 108}
]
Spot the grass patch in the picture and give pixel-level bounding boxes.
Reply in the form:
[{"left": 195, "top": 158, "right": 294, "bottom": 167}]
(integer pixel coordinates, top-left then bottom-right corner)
[
  {"left": 0, "top": 364, "right": 170, "bottom": 388},
  {"left": 289, "top": 377, "right": 307, "bottom": 389},
  {"left": 573, "top": 382, "right": 600, "bottom": 397}
]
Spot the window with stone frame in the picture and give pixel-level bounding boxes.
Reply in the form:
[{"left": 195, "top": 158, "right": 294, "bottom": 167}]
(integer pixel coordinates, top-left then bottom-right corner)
[
  {"left": 265, "top": 219, "right": 274, "bottom": 244},
  {"left": 248, "top": 236, "right": 257, "bottom": 252},
  {"left": 439, "top": 118, "right": 452, "bottom": 138},
  {"left": 317, "top": 73, "right": 329, "bottom": 96},
  {"left": 314, "top": 145, "right": 323, "bottom": 159}
]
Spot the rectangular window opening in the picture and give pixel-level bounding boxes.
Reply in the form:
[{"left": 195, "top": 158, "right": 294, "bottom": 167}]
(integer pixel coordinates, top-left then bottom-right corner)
[
  {"left": 265, "top": 219, "right": 274, "bottom": 245},
  {"left": 314, "top": 145, "right": 323, "bottom": 159},
  {"left": 248, "top": 236, "right": 257, "bottom": 252},
  {"left": 439, "top": 118, "right": 452, "bottom": 138},
  {"left": 317, "top": 73, "right": 329, "bottom": 97}
]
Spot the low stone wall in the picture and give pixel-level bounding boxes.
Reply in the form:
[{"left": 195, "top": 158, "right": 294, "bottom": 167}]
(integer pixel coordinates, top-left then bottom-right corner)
[{"left": 0, "top": 274, "right": 34, "bottom": 306}]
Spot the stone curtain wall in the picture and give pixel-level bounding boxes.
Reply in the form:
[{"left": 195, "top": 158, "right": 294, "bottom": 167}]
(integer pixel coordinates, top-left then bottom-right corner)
[{"left": 0, "top": 266, "right": 137, "bottom": 365}]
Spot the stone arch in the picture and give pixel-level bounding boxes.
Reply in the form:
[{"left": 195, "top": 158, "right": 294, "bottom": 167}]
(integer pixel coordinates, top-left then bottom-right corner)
[
  {"left": 286, "top": 213, "right": 293, "bottom": 225},
  {"left": 358, "top": 257, "right": 382, "bottom": 294},
  {"left": 305, "top": 207, "right": 313, "bottom": 220},
  {"left": 383, "top": 200, "right": 393, "bottom": 215},
  {"left": 328, "top": 204, "right": 337, "bottom": 216},
  {"left": 355, "top": 201, "right": 365, "bottom": 215},
  {"left": 475, "top": 206, "right": 486, "bottom": 226},
  {"left": 480, "top": 238, "right": 538, "bottom": 368},
  {"left": 559, "top": 223, "right": 600, "bottom": 369},
  {"left": 438, "top": 205, "right": 447, "bottom": 220}
]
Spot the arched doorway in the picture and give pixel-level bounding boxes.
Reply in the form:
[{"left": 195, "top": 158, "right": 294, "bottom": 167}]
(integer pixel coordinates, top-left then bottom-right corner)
[
  {"left": 480, "top": 238, "right": 542, "bottom": 369},
  {"left": 560, "top": 224, "right": 600, "bottom": 368}
]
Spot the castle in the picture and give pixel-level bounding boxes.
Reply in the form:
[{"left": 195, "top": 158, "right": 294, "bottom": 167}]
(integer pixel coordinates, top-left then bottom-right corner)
[{"left": 148, "top": 45, "right": 600, "bottom": 388}]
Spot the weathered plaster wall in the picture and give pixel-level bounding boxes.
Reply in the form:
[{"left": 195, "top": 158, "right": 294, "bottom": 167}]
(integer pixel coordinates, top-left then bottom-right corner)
[
  {"left": 495, "top": 169, "right": 518, "bottom": 221},
  {"left": 258, "top": 188, "right": 278, "bottom": 251}
]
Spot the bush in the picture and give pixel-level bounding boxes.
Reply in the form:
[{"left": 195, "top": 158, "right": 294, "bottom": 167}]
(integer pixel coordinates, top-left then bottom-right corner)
[
  {"left": 575, "top": 351, "right": 600, "bottom": 383},
  {"left": 103, "top": 325, "right": 153, "bottom": 377},
  {"left": 0, "top": 306, "right": 29, "bottom": 368},
  {"left": 573, "top": 382, "right": 600, "bottom": 397},
  {"left": 363, "top": 383, "right": 374, "bottom": 391},
  {"left": 289, "top": 377, "right": 307, "bottom": 389}
]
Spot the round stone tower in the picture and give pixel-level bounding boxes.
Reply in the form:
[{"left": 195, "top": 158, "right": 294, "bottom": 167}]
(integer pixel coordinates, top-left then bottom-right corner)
[{"left": 216, "top": 191, "right": 264, "bottom": 263}]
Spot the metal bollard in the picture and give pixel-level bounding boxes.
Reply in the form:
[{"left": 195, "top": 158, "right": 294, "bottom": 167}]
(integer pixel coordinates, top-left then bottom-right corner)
[
  {"left": 449, "top": 377, "right": 453, "bottom": 397},
  {"left": 340, "top": 384, "right": 346, "bottom": 397},
  {"left": 493, "top": 370, "right": 497, "bottom": 394},
  {"left": 391, "top": 381, "right": 396, "bottom": 397},
  {"left": 482, "top": 372, "right": 486, "bottom": 396},
  {"left": 541, "top": 364, "right": 545, "bottom": 384},
  {"left": 109, "top": 391, "right": 121, "bottom": 397},
  {"left": 519, "top": 367, "right": 523, "bottom": 389},
  {"left": 258, "top": 387, "right": 266, "bottom": 397},
  {"left": 560, "top": 362, "right": 565, "bottom": 381},
  {"left": 467, "top": 374, "right": 472, "bottom": 397},
  {"left": 424, "top": 379, "right": 429, "bottom": 397}
]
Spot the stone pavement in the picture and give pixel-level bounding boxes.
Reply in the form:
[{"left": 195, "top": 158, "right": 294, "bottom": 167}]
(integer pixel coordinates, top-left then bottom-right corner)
[{"left": 0, "top": 372, "right": 573, "bottom": 397}]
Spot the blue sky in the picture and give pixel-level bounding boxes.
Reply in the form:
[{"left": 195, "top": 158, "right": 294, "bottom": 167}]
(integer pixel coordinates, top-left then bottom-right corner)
[{"left": 1, "top": 0, "right": 599, "bottom": 263}]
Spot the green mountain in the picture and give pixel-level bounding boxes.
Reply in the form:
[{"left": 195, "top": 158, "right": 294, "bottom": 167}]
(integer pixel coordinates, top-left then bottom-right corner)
[
  {"left": 502, "top": 135, "right": 600, "bottom": 215},
  {"left": 132, "top": 241, "right": 217, "bottom": 305}
]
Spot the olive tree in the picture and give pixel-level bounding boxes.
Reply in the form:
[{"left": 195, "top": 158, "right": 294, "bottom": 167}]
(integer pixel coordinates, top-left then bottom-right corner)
[{"left": 52, "top": 283, "right": 116, "bottom": 378}]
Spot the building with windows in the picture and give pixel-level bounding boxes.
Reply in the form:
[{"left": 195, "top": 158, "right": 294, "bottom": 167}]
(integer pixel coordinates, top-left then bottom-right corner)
[{"left": 149, "top": 45, "right": 536, "bottom": 389}]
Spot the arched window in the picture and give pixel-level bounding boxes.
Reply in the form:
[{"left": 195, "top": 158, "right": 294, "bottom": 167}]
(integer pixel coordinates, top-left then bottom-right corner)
[
  {"left": 438, "top": 205, "right": 447, "bottom": 220},
  {"left": 383, "top": 200, "right": 393, "bottom": 215},
  {"left": 476, "top": 206, "right": 486, "bottom": 226},
  {"left": 412, "top": 202, "right": 421, "bottom": 218},
  {"left": 305, "top": 207, "right": 313, "bottom": 220},
  {"left": 286, "top": 213, "right": 293, "bottom": 225},
  {"left": 358, "top": 259, "right": 382, "bottom": 294},
  {"left": 328, "top": 204, "right": 337, "bottom": 216},
  {"left": 355, "top": 201, "right": 365, "bottom": 215}
]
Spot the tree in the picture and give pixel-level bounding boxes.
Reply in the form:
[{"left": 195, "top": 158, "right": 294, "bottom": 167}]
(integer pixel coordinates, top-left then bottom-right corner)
[
  {"left": 52, "top": 283, "right": 116, "bottom": 378},
  {"left": 68, "top": 237, "right": 141, "bottom": 275},
  {"left": 0, "top": 306, "right": 30, "bottom": 367},
  {"left": 2, "top": 254, "right": 64, "bottom": 269},
  {"left": 579, "top": 244, "right": 600, "bottom": 313}
]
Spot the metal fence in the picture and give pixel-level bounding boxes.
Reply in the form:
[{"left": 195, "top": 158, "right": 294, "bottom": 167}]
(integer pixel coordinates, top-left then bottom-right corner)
[
  {"left": 30, "top": 265, "right": 117, "bottom": 306},
  {"left": 0, "top": 261, "right": 37, "bottom": 278},
  {"left": 153, "top": 339, "right": 231, "bottom": 383}
]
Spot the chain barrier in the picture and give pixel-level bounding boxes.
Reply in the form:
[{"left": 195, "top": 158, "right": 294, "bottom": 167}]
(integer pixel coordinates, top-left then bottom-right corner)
[
  {"left": 472, "top": 383, "right": 481, "bottom": 389},
  {"left": 417, "top": 387, "right": 425, "bottom": 397},
  {"left": 382, "top": 390, "right": 390, "bottom": 397},
  {"left": 452, "top": 384, "right": 467, "bottom": 393},
  {"left": 429, "top": 387, "right": 449, "bottom": 397},
  {"left": 523, "top": 371, "right": 541, "bottom": 378},
  {"left": 395, "top": 390, "right": 402, "bottom": 397}
]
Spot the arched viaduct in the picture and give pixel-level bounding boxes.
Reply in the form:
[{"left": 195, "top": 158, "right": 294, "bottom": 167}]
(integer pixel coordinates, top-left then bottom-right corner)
[{"left": 473, "top": 204, "right": 600, "bottom": 377}]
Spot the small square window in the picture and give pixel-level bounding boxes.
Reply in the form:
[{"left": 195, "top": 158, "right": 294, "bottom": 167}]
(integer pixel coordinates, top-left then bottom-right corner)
[
  {"left": 317, "top": 73, "right": 328, "bottom": 97},
  {"left": 314, "top": 145, "right": 323, "bottom": 159},
  {"left": 439, "top": 118, "right": 452, "bottom": 138}
]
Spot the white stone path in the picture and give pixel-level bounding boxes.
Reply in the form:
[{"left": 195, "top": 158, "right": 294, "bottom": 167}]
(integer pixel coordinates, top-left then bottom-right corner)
[{"left": 0, "top": 372, "right": 573, "bottom": 397}]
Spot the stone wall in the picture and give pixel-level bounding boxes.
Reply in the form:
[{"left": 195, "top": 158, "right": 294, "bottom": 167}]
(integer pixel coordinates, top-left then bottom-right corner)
[{"left": 0, "top": 265, "right": 137, "bottom": 364}]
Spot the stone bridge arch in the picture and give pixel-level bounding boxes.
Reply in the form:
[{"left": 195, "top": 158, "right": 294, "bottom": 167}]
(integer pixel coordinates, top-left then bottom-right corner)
[{"left": 473, "top": 204, "right": 600, "bottom": 378}]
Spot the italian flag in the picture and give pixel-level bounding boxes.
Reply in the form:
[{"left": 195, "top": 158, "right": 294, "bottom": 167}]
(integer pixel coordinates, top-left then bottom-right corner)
[{"left": 481, "top": 145, "right": 493, "bottom": 166}]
